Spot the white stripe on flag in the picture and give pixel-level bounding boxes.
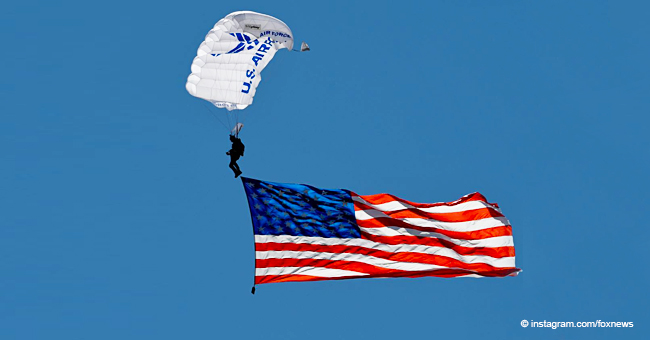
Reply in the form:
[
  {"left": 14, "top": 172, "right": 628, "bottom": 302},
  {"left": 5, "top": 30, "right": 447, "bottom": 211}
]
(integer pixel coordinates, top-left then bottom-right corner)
[{"left": 255, "top": 266, "right": 367, "bottom": 278}]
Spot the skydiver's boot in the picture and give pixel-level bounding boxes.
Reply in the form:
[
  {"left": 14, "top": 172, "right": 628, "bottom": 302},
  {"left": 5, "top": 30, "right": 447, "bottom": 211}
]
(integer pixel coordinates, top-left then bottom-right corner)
[{"left": 231, "top": 162, "right": 242, "bottom": 178}]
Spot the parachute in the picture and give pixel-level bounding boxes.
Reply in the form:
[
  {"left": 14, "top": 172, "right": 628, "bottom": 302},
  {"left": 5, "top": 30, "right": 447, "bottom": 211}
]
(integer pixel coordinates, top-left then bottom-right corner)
[{"left": 186, "top": 11, "right": 306, "bottom": 134}]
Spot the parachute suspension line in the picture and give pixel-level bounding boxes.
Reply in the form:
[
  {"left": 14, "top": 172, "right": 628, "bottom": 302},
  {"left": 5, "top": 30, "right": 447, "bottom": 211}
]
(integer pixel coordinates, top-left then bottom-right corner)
[
  {"left": 240, "top": 107, "right": 249, "bottom": 125},
  {"left": 241, "top": 110, "right": 250, "bottom": 136},
  {"left": 226, "top": 111, "right": 232, "bottom": 133},
  {"left": 227, "top": 110, "right": 237, "bottom": 135},
  {"left": 200, "top": 101, "right": 230, "bottom": 132},
  {"left": 240, "top": 111, "right": 248, "bottom": 131}
]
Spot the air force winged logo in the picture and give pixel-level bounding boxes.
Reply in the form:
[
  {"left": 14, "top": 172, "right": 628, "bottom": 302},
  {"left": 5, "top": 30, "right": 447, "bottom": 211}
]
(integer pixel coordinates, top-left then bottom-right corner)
[
  {"left": 207, "top": 32, "right": 280, "bottom": 94},
  {"left": 211, "top": 33, "right": 260, "bottom": 57}
]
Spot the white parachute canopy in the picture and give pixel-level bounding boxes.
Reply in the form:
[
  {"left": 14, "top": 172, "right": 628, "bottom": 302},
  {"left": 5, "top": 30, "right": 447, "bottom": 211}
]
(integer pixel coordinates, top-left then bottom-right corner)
[{"left": 186, "top": 11, "right": 296, "bottom": 112}]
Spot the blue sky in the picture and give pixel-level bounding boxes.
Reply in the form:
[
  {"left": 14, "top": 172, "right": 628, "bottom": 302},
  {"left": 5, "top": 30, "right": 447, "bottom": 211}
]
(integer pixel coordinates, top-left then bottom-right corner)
[{"left": 1, "top": 1, "right": 648, "bottom": 339}]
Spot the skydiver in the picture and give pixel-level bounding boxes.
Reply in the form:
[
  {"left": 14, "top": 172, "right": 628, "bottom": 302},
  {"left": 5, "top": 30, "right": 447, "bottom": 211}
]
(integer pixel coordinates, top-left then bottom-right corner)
[{"left": 227, "top": 135, "right": 245, "bottom": 178}]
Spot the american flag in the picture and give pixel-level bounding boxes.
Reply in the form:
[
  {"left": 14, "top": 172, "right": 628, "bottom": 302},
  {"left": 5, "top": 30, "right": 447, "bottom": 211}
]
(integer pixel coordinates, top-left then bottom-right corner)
[{"left": 242, "top": 177, "right": 520, "bottom": 286}]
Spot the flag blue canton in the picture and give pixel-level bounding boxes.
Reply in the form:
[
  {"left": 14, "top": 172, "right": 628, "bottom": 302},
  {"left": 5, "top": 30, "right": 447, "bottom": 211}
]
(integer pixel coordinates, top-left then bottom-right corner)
[{"left": 242, "top": 177, "right": 360, "bottom": 238}]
